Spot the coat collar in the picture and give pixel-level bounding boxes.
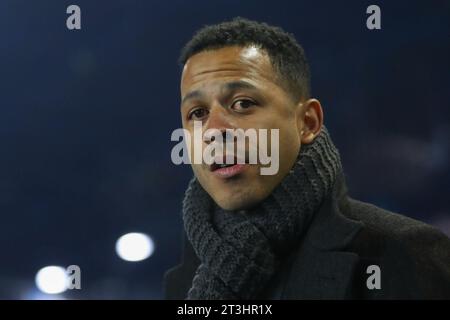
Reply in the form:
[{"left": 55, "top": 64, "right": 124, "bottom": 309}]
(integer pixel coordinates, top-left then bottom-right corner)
[
  {"left": 275, "top": 172, "right": 364, "bottom": 299},
  {"left": 307, "top": 172, "right": 363, "bottom": 251}
]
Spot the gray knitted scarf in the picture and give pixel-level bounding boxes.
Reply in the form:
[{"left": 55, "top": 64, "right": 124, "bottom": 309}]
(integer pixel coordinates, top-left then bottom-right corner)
[{"left": 182, "top": 127, "right": 342, "bottom": 299}]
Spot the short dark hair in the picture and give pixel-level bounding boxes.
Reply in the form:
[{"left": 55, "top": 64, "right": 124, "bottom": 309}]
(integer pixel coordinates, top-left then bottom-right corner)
[{"left": 179, "top": 17, "right": 311, "bottom": 102}]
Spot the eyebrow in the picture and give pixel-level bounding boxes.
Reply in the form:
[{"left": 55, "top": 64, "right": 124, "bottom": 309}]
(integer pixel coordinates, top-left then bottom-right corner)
[{"left": 181, "top": 80, "right": 258, "bottom": 107}]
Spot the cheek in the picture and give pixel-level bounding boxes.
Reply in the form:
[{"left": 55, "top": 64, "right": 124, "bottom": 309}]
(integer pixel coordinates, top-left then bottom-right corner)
[
  {"left": 183, "top": 127, "right": 202, "bottom": 163},
  {"left": 191, "top": 163, "right": 204, "bottom": 180},
  {"left": 191, "top": 164, "right": 211, "bottom": 193},
  {"left": 277, "top": 121, "right": 302, "bottom": 168},
  {"left": 280, "top": 123, "right": 301, "bottom": 147},
  {"left": 270, "top": 112, "right": 300, "bottom": 144}
]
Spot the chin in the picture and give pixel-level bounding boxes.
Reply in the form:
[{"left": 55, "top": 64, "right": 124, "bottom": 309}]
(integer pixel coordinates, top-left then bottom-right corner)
[
  {"left": 213, "top": 194, "right": 261, "bottom": 211},
  {"left": 216, "top": 201, "right": 243, "bottom": 211}
]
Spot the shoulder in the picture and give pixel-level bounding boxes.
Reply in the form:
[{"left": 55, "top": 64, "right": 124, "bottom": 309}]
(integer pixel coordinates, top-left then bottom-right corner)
[
  {"left": 343, "top": 198, "right": 450, "bottom": 298},
  {"left": 346, "top": 197, "right": 449, "bottom": 252},
  {"left": 163, "top": 232, "right": 200, "bottom": 300}
]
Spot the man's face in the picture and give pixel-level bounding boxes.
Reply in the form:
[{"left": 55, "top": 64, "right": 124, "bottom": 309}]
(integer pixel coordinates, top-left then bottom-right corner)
[{"left": 180, "top": 46, "right": 304, "bottom": 210}]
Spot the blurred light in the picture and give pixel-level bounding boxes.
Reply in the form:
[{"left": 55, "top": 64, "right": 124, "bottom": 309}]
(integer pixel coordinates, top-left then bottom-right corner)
[
  {"left": 115, "top": 232, "right": 154, "bottom": 262},
  {"left": 35, "top": 266, "right": 68, "bottom": 294},
  {"left": 22, "top": 289, "right": 65, "bottom": 300}
]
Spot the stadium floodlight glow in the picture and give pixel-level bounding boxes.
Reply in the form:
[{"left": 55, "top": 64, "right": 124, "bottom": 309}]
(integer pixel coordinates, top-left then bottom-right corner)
[
  {"left": 115, "top": 232, "right": 154, "bottom": 262},
  {"left": 35, "top": 266, "right": 68, "bottom": 294}
]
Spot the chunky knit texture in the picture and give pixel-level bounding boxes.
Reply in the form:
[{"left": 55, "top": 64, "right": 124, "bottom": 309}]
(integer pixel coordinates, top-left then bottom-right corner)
[{"left": 182, "top": 127, "right": 342, "bottom": 299}]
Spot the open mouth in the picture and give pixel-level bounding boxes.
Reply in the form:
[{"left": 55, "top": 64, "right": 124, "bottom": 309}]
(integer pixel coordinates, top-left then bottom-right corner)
[
  {"left": 210, "top": 162, "right": 237, "bottom": 171},
  {"left": 209, "top": 156, "right": 242, "bottom": 171},
  {"left": 208, "top": 156, "right": 247, "bottom": 178}
]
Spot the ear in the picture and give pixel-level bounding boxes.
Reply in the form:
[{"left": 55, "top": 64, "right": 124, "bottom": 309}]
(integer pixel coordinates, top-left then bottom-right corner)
[{"left": 297, "top": 98, "right": 323, "bottom": 144}]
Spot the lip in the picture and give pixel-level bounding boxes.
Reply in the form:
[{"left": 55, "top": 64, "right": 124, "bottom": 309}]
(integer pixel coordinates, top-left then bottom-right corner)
[{"left": 211, "top": 163, "right": 247, "bottom": 179}]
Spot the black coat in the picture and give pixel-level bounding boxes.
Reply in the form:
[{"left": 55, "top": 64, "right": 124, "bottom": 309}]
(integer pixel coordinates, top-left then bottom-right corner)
[{"left": 164, "top": 175, "right": 450, "bottom": 299}]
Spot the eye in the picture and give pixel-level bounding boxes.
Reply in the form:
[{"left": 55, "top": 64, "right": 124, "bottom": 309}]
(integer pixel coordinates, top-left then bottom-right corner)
[
  {"left": 230, "top": 99, "right": 257, "bottom": 112},
  {"left": 188, "top": 107, "right": 209, "bottom": 120}
]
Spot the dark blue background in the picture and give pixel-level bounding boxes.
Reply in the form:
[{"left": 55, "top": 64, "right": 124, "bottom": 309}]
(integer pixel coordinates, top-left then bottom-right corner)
[{"left": 0, "top": 0, "right": 449, "bottom": 299}]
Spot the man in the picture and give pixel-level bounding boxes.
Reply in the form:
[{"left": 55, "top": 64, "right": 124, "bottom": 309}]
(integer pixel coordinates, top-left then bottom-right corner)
[{"left": 164, "top": 17, "right": 450, "bottom": 299}]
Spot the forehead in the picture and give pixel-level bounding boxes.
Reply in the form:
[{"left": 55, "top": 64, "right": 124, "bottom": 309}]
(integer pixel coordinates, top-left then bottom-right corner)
[{"left": 180, "top": 46, "right": 277, "bottom": 96}]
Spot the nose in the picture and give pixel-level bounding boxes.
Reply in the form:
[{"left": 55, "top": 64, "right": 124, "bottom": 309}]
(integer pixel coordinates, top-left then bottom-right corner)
[{"left": 203, "top": 106, "right": 234, "bottom": 144}]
